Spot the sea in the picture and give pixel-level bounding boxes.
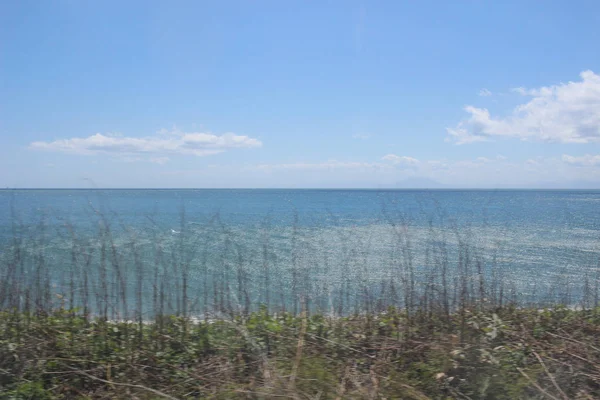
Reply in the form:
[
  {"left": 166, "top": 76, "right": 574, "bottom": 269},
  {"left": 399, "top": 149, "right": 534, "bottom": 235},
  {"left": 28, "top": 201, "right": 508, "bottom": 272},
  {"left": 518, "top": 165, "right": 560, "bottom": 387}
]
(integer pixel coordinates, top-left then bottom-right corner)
[{"left": 1, "top": 189, "right": 599, "bottom": 316}]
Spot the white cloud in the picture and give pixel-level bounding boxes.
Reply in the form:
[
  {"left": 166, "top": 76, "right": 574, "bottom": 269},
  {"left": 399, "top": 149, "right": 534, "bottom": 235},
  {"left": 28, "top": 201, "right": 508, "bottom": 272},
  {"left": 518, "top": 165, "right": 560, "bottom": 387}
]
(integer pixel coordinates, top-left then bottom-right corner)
[
  {"left": 562, "top": 154, "right": 600, "bottom": 167},
  {"left": 30, "top": 130, "right": 262, "bottom": 157},
  {"left": 352, "top": 133, "right": 372, "bottom": 139},
  {"left": 381, "top": 154, "right": 420, "bottom": 166},
  {"left": 478, "top": 88, "right": 492, "bottom": 97},
  {"left": 448, "top": 70, "right": 600, "bottom": 144}
]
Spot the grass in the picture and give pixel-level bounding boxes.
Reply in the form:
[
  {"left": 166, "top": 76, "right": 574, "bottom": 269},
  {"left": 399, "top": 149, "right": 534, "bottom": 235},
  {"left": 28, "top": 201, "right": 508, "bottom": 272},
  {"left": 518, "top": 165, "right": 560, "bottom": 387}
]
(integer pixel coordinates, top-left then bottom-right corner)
[{"left": 1, "top": 306, "right": 599, "bottom": 399}]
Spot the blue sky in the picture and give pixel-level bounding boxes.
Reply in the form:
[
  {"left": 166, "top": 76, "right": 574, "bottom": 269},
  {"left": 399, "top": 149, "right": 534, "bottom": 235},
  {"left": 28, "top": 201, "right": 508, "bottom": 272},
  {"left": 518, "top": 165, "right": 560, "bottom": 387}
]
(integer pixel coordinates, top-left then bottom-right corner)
[{"left": 1, "top": 0, "right": 600, "bottom": 188}]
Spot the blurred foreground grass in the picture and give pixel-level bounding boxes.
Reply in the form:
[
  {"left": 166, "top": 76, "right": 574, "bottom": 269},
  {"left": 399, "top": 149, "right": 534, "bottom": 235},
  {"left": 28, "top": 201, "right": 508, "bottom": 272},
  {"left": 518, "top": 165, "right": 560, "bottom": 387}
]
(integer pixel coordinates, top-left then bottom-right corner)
[{"left": 1, "top": 306, "right": 599, "bottom": 399}]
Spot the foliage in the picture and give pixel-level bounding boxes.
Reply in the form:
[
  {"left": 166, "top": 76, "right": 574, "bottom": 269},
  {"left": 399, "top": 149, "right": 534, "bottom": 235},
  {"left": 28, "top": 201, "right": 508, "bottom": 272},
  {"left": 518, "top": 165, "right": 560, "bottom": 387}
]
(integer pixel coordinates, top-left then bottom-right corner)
[{"left": 1, "top": 307, "right": 599, "bottom": 399}]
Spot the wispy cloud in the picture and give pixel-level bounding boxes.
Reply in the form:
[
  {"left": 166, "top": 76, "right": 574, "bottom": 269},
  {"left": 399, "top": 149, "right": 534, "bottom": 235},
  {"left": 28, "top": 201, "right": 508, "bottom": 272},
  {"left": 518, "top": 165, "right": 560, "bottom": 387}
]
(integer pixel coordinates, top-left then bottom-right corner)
[
  {"left": 150, "top": 157, "right": 170, "bottom": 165},
  {"left": 381, "top": 154, "right": 420, "bottom": 166},
  {"left": 562, "top": 154, "right": 600, "bottom": 167},
  {"left": 426, "top": 160, "right": 449, "bottom": 171},
  {"left": 252, "top": 160, "right": 384, "bottom": 172},
  {"left": 118, "top": 156, "right": 143, "bottom": 163},
  {"left": 30, "top": 130, "right": 262, "bottom": 157},
  {"left": 448, "top": 70, "right": 600, "bottom": 144},
  {"left": 254, "top": 156, "right": 513, "bottom": 175},
  {"left": 352, "top": 133, "right": 372, "bottom": 140},
  {"left": 478, "top": 88, "right": 492, "bottom": 97},
  {"left": 511, "top": 87, "right": 528, "bottom": 95},
  {"left": 243, "top": 154, "right": 599, "bottom": 187}
]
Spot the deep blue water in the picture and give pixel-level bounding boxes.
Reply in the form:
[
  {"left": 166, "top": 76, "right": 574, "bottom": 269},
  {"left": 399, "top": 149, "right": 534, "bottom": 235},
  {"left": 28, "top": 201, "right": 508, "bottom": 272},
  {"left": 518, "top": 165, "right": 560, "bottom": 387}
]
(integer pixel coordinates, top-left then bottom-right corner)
[
  {"left": 2, "top": 188, "right": 600, "bottom": 229},
  {"left": 1, "top": 189, "right": 599, "bottom": 314}
]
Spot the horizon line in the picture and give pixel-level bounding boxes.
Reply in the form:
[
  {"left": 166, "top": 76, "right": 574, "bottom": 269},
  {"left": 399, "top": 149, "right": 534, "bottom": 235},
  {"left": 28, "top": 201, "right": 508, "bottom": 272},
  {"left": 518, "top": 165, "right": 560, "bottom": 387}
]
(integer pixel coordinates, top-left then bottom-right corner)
[{"left": 1, "top": 187, "right": 599, "bottom": 191}]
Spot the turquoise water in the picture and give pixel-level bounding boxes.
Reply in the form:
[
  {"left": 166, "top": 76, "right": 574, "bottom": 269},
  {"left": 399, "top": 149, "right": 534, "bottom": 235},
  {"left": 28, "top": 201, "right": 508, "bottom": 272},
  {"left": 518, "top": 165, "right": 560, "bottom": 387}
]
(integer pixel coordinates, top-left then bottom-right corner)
[{"left": 1, "top": 189, "right": 599, "bottom": 315}]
